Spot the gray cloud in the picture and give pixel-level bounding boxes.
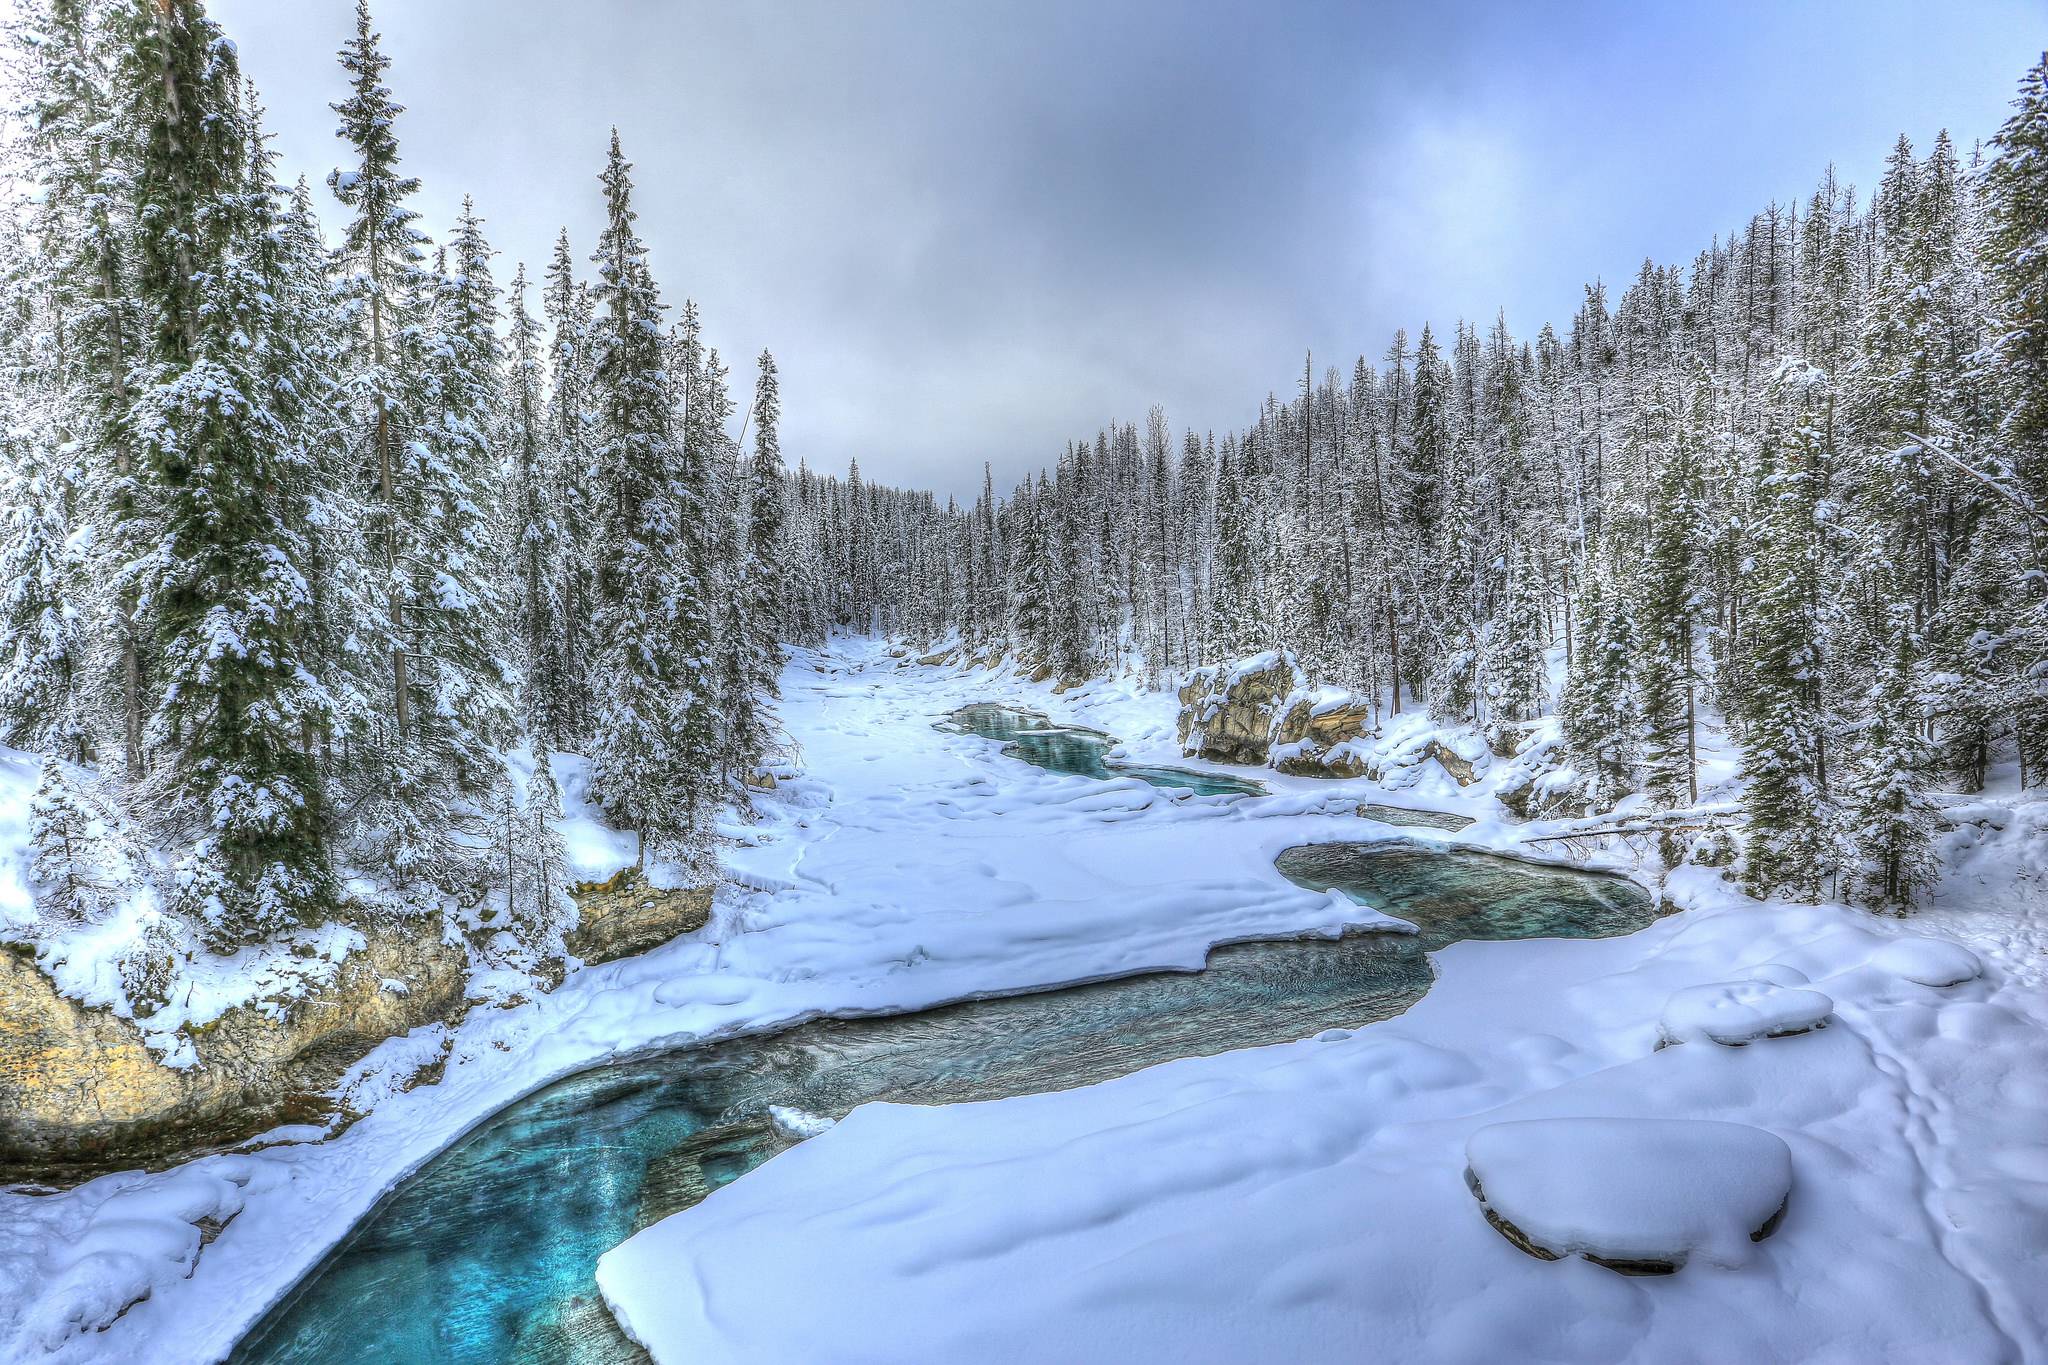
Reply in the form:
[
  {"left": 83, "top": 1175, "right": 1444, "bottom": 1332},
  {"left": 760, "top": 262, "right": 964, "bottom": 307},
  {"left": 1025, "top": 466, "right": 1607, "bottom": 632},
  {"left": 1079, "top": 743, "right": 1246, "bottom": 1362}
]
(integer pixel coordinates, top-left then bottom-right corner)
[{"left": 212, "top": 0, "right": 2044, "bottom": 499}]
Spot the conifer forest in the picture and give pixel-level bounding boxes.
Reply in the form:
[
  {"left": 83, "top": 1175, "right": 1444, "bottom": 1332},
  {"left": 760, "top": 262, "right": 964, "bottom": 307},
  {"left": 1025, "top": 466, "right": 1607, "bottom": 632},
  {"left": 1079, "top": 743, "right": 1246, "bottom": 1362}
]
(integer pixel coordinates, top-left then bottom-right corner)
[{"left": 2, "top": 4, "right": 2047, "bottom": 1362}]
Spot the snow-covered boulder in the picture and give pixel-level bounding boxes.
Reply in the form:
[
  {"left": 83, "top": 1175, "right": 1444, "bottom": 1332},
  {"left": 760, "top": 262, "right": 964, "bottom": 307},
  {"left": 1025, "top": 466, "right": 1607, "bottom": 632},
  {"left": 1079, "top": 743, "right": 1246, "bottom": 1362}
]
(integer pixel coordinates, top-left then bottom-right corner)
[
  {"left": 1465, "top": 1117, "right": 1793, "bottom": 1273},
  {"left": 1656, "top": 978, "right": 1834, "bottom": 1048},
  {"left": 1270, "top": 687, "right": 1378, "bottom": 776},
  {"left": 1871, "top": 936, "right": 1983, "bottom": 988},
  {"left": 1176, "top": 651, "right": 1306, "bottom": 765}
]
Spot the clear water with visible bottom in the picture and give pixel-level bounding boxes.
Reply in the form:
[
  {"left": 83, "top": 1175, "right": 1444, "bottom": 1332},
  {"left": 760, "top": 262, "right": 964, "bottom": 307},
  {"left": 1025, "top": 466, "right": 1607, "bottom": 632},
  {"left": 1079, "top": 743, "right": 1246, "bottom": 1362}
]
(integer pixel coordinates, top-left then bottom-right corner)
[
  {"left": 941, "top": 703, "right": 1267, "bottom": 797},
  {"left": 233, "top": 730, "right": 1654, "bottom": 1365},
  {"left": 942, "top": 704, "right": 1472, "bottom": 832}
]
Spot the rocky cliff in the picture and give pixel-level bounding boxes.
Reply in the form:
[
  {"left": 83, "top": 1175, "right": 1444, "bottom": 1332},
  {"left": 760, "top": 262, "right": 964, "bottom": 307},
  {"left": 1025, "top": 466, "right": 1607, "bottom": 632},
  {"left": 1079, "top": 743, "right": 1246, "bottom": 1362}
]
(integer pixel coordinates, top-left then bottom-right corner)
[
  {"left": 0, "top": 912, "right": 465, "bottom": 1177},
  {"left": 1, "top": 871, "right": 711, "bottom": 1180}
]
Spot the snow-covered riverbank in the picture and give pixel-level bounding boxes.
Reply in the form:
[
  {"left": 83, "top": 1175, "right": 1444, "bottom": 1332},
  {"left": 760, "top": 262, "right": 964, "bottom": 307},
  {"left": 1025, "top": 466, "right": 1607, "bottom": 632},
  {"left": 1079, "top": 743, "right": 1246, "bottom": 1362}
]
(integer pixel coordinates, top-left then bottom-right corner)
[{"left": 5, "top": 637, "right": 2044, "bottom": 1362}]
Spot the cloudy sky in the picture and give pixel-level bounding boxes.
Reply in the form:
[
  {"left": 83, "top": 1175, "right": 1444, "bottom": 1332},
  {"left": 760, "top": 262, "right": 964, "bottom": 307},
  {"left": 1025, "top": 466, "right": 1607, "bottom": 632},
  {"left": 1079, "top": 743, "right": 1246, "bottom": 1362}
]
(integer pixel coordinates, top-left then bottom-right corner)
[{"left": 209, "top": 0, "right": 2044, "bottom": 500}]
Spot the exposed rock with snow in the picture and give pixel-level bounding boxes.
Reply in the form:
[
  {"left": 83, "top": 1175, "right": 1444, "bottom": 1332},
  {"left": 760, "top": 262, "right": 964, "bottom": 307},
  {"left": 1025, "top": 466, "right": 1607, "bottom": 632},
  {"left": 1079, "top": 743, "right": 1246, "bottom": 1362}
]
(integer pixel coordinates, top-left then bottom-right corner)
[
  {"left": 1492, "top": 721, "right": 1584, "bottom": 818},
  {"left": 1175, "top": 651, "right": 1306, "bottom": 765},
  {"left": 563, "top": 869, "right": 712, "bottom": 967},
  {"left": 766, "top": 1105, "right": 837, "bottom": 1140},
  {"left": 1656, "top": 977, "right": 1834, "bottom": 1048},
  {"left": 1270, "top": 689, "right": 1378, "bottom": 776},
  {"left": 1465, "top": 1117, "right": 1793, "bottom": 1274},
  {"left": 1871, "top": 936, "right": 1983, "bottom": 988},
  {"left": 0, "top": 914, "right": 465, "bottom": 1178}
]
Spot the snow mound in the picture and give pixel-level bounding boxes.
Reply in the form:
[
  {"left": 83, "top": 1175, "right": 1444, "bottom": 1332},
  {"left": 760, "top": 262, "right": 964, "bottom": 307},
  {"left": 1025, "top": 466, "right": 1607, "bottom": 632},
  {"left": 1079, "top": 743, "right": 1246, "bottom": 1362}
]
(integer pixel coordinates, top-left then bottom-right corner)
[
  {"left": 1743, "top": 962, "right": 1811, "bottom": 987},
  {"left": 1657, "top": 978, "right": 1834, "bottom": 1047},
  {"left": 1465, "top": 1117, "right": 1792, "bottom": 1273},
  {"left": 8, "top": 1157, "right": 288, "bottom": 1350},
  {"left": 766, "top": 1105, "right": 836, "bottom": 1140},
  {"left": 1870, "top": 936, "right": 1983, "bottom": 988}
]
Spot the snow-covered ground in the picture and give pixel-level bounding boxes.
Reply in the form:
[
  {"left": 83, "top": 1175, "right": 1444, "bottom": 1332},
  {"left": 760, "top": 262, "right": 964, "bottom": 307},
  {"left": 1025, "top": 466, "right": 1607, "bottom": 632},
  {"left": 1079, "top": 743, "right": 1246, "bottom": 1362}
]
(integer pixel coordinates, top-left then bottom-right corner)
[{"left": 6, "top": 637, "right": 2046, "bottom": 1362}]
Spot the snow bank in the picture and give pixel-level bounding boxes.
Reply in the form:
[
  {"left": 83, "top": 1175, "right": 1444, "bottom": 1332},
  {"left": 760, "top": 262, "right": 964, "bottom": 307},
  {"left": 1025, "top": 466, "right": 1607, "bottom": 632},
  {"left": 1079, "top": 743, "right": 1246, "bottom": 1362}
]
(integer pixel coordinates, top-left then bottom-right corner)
[
  {"left": 8, "top": 638, "right": 2046, "bottom": 1365},
  {"left": 1465, "top": 1117, "right": 1792, "bottom": 1271}
]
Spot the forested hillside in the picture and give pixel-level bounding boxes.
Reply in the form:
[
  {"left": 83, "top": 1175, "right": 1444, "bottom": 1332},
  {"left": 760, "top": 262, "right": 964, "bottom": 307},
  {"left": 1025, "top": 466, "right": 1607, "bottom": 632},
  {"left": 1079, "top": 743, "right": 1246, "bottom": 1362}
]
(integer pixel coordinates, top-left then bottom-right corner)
[
  {"left": 1, "top": 0, "right": 786, "bottom": 957},
  {"left": 781, "top": 56, "right": 2048, "bottom": 910},
  {"left": 3, "top": 0, "right": 2044, "bottom": 982}
]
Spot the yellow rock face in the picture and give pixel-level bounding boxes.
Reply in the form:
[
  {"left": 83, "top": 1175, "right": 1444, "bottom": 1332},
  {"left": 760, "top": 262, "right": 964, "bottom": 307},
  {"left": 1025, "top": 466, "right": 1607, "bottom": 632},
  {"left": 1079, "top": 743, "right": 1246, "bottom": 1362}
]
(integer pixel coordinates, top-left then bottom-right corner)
[
  {"left": 0, "top": 914, "right": 465, "bottom": 1177},
  {"left": 564, "top": 869, "right": 713, "bottom": 966},
  {"left": 2, "top": 872, "right": 711, "bottom": 1179}
]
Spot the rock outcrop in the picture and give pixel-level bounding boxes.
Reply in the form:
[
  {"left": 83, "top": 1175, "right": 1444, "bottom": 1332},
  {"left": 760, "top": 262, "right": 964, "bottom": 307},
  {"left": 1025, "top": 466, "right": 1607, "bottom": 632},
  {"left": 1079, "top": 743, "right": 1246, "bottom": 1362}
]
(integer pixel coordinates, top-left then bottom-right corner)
[
  {"left": 1270, "top": 692, "right": 1378, "bottom": 776},
  {"left": 1177, "top": 651, "right": 1306, "bottom": 765},
  {"left": 566, "top": 869, "right": 713, "bottom": 966},
  {"left": 1, "top": 870, "right": 711, "bottom": 1178},
  {"left": 0, "top": 912, "right": 465, "bottom": 1176}
]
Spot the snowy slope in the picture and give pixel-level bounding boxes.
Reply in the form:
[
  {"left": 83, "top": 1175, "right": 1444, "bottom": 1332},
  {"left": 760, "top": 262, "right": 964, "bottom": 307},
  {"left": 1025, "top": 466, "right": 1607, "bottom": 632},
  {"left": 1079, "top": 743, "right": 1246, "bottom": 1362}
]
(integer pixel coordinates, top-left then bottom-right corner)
[
  {"left": 6, "top": 637, "right": 2044, "bottom": 1363},
  {"left": 0, "top": 640, "right": 1409, "bottom": 1361}
]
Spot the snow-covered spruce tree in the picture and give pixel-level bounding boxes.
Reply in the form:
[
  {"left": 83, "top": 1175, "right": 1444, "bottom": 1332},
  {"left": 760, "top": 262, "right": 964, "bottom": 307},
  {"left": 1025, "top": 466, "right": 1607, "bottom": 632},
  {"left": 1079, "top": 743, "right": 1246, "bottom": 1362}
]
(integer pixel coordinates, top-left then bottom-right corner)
[
  {"left": 727, "top": 349, "right": 786, "bottom": 780},
  {"left": 505, "top": 262, "right": 567, "bottom": 752},
  {"left": 1558, "top": 551, "right": 1638, "bottom": 808},
  {"left": 1480, "top": 542, "right": 1548, "bottom": 753},
  {"left": 411, "top": 198, "right": 517, "bottom": 814},
  {"left": 1634, "top": 364, "right": 1708, "bottom": 807},
  {"left": 0, "top": 334, "right": 88, "bottom": 762},
  {"left": 1208, "top": 434, "right": 1263, "bottom": 660},
  {"left": 1050, "top": 443, "right": 1096, "bottom": 681},
  {"left": 327, "top": 0, "right": 445, "bottom": 884},
  {"left": 11, "top": 0, "right": 151, "bottom": 776},
  {"left": 1983, "top": 53, "right": 2048, "bottom": 785},
  {"left": 121, "top": 0, "right": 332, "bottom": 945},
  {"left": 27, "top": 756, "right": 116, "bottom": 929},
  {"left": 695, "top": 335, "right": 760, "bottom": 792},
  {"left": 1736, "top": 373, "right": 1838, "bottom": 903},
  {"left": 541, "top": 229, "right": 598, "bottom": 743},
  {"left": 1843, "top": 611, "right": 1936, "bottom": 908},
  {"left": 270, "top": 171, "right": 370, "bottom": 819},
  {"left": 327, "top": 0, "right": 428, "bottom": 757},
  {"left": 1009, "top": 474, "right": 1054, "bottom": 664},
  {"left": 586, "top": 131, "right": 712, "bottom": 865}
]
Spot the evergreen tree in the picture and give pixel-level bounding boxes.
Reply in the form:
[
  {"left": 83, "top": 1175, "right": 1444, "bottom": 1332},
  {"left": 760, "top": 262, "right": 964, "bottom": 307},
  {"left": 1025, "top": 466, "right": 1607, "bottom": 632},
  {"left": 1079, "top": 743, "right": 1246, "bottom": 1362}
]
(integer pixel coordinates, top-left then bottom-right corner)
[
  {"left": 505, "top": 263, "right": 565, "bottom": 750},
  {"left": 1636, "top": 365, "right": 1707, "bottom": 806},
  {"left": 1983, "top": 54, "right": 2048, "bottom": 784},
  {"left": 413, "top": 198, "right": 516, "bottom": 804},
  {"left": 1738, "top": 377, "right": 1837, "bottom": 902},
  {"left": 1844, "top": 617, "right": 1935, "bottom": 908},
  {"left": 12, "top": 0, "right": 150, "bottom": 776},
  {"left": 541, "top": 228, "right": 599, "bottom": 741},
  {"left": 730, "top": 350, "right": 786, "bottom": 777},
  {"left": 123, "top": 0, "right": 332, "bottom": 944},
  {"left": 586, "top": 131, "right": 706, "bottom": 863},
  {"left": 329, "top": 0, "right": 427, "bottom": 749},
  {"left": 1481, "top": 543, "right": 1548, "bottom": 750},
  {"left": 27, "top": 757, "right": 117, "bottom": 929},
  {"left": 1559, "top": 555, "right": 1638, "bottom": 807},
  {"left": 0, "top": 404, "right": 87, "bottom": 761}
]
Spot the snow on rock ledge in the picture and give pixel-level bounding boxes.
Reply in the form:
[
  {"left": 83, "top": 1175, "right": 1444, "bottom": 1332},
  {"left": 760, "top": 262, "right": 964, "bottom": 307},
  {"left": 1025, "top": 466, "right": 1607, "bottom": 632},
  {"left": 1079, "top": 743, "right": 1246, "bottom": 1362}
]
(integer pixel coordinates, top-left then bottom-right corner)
[
  {"left": 1656, "top": 978, "right": 1834, "bottom": 1048},
  {"left": 1465, "top": 1117, "right": 1792, "bottom": 1274}
]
